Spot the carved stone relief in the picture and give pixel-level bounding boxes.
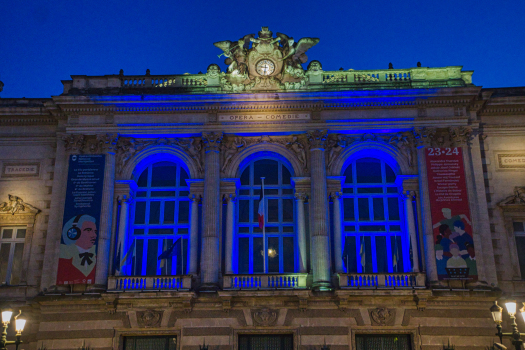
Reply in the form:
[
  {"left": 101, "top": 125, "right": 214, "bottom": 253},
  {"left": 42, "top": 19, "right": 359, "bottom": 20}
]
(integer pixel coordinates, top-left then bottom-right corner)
[
  {"left": 137, "top": 310, "right": 162, "bottom": 328},
  {"left": 252, "top": 308, "right": 278, "bottom": 326},
  {"left": 369, "top": 307, "right": 396, "bottom": 326},
  {"left": 0, "top": 194, "right": 40, "bottom": 215}
]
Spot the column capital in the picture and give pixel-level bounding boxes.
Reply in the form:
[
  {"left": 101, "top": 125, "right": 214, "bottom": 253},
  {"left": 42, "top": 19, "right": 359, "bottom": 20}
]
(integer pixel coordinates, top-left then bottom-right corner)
[
  {"left": 307, "top": 129, "right": 327, "bottom": 150},
  {"left": 189, "top": 193, "right": 201, "bottom": 202},
  {"left": 403, "top": 190, "right": 416, "bottom": 198},
  {"left": 223, "top": 193, "right": 236, "bottom": 202},
  {"left": 331, "top": 191, "right": 342, "bottom": 200},
  {"left": 202, "top": 132, "right": 223, "bottom": 153},
  {"left": 413, "top": 127, "right": 436, "bottom": 148},
  {"left": 294, "top": 192, "right": 307, "bottom": 202},
  {"left": 449, "top": 126, "right": 473, "bottom": 147}
]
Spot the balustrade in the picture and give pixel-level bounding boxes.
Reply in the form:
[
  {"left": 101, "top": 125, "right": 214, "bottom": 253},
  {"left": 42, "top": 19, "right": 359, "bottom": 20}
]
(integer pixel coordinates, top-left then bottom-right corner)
[
  {"left": 120, "top": 74, "right": 207, "bottom": 88},
  {"left": 107, "top": 275, "right": 192, "bottom": 291},
  {"left": 223, "top": 274, "right": 308, "bottom": 290},
  {"left": 338, "top": 273, "right": 426, "bottom": 289}
]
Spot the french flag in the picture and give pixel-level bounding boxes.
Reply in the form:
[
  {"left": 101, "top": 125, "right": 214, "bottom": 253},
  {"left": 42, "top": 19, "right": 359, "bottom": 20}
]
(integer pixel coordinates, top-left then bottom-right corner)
[{"left": 258, "top": 184, "right": 264, "bottom": 229}]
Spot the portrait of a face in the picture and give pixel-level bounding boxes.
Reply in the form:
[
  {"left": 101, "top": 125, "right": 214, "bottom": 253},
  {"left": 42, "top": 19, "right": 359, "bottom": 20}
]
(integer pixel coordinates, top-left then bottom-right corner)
[{"left": 76, "top": 220, "right": 98, "bottom": 250}]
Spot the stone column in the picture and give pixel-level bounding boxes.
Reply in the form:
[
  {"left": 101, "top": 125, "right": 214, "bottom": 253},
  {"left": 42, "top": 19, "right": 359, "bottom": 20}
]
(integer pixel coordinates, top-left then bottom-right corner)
[
  {"left": 307, "top": 130, "right": 332, "bottom": 290},
  {"left": 199, "top": 132, "right": 223, "bottom": 291},
  {"left": 224, "top": 194, "right": 236, "bottom": 274},
  {"left": 404, "top": 190, "right": 420, "bottom": 273},
  {"left": 91, "top": 135, "right": 118, "bottom": 289},
  {"left": 188, "top": 193, "right": 200, "bottom": 275},
  {"left": 295, "top": 192, "right": 308, "bottom": 273},
  {"left": 114, "top": 180, "right": 136, "bottom": 276},
  {"left": 414, "top": 127, "right": 439, "bottom": 284},
  {"left": 332, "top": 192, "right": 344, "bottom": 273}
]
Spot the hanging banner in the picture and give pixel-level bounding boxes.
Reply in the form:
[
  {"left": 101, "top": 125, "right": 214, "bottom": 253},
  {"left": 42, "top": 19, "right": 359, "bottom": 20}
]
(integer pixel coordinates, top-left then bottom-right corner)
[
  {"left": 426, "top": 147, "right": 477, "bottom": 281},
  {"left": 57, "top": 154, "right": 105, "bottom": 285}
]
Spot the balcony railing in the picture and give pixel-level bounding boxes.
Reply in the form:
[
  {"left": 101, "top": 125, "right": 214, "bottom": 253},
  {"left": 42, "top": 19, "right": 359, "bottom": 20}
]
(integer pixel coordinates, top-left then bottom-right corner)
[
  {"left": 339, "top": 273, "right": 426, "bottom": 289},
  {"left": 107, "top": 275, "right": 192, "bottom": 292},
  {"left": 223, "top": 274, "right": 308, "bottom": 290}
]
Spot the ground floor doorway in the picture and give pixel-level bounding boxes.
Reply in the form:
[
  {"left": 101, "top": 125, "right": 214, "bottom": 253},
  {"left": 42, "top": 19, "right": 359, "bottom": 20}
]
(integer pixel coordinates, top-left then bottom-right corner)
[
  {"left": 238, "top": 334, "right": 293, "bottom": 350},
  {"left": 356, "top": 334, "right": 411, "bottom": 350}
]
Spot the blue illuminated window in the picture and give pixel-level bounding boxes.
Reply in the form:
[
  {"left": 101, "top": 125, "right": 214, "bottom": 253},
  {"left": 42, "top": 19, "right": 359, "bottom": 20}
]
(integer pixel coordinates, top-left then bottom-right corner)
[
  {"left": 237, "top": 158, "right": 295, "bottom": 274},
  {"left": 341, "top": 158, "right": 407, "bottom": 273},
  {"left": 129, "top": 161, "right": 190, "bottom": 276}
]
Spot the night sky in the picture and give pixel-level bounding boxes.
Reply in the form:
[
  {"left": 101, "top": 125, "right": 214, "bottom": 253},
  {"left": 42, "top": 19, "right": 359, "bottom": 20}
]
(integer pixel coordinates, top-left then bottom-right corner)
[{"left": 1, "top": 0, "right": 524, "bottom": 98}]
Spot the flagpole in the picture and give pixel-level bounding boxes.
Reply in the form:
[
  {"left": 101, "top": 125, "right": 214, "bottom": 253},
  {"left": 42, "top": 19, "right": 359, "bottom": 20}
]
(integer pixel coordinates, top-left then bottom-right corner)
[{"left": 261, "top": 177, "right": 266, "bottom": 274}]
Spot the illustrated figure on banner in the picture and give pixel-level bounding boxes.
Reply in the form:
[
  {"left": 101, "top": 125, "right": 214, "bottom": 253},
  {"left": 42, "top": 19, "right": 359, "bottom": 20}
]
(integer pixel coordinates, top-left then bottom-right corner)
[{"left": 57, "top": 215, "right": 98, "bottom": 284}]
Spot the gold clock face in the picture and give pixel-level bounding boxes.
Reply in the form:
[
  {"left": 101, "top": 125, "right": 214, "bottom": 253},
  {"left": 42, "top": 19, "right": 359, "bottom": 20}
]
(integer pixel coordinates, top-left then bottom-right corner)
[{"left": 256, "top": 59, "right": 275, "bottom": 76}]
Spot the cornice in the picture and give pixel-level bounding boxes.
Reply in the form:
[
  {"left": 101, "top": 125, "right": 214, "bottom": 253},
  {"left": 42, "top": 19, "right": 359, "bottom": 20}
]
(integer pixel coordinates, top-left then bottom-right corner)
[{"left": 479, "top": 105, "right": 525, "bottom": 116}]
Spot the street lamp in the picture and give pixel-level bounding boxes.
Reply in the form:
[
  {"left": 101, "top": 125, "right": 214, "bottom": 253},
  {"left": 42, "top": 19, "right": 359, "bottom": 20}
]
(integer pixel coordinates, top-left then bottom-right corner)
[
  {"left": 1, "top": 309, "right": 26, "bottom": 350},
  {"left": 490, "top": 301, "right": 525, "bottom": 350}
]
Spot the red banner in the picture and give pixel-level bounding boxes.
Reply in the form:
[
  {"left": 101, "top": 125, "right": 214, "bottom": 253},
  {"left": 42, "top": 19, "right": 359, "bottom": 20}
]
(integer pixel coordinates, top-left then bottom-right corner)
[{"left": 426, "top": 147, "right": 477, "bottom": 281}]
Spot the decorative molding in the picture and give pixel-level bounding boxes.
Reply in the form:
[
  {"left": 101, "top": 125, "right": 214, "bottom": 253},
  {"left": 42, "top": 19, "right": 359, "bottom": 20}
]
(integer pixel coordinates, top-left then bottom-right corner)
[
  {"left": 388, "top": 132, "right": 416, "bottom": 168},
  {"left": 369, "top": 308, "right": 396, "bottom": 326},
  {"left": 498, "top": 187, "right": 525, "bottom": 209},
  {"left": 1, "top": 162, "right": 40, "bottom": 179},
  {"left": 307, "top": 129, "right": 327, "bottom": 149},
  {"left": 449, "top": 126, "right": 472, "bottom": 146},
  {"left": 202, "top": 132, "right": 223, "bottom": 153},
  {"left": 252, "top": 308, "right": 278, "bottom": 326},
  {"left": 0, "top": 194, "right": 40, "bottom": 215},
  {"left": 136, "top": 310, "right": 162, "bottom": 328},
  {"left": 413, "top": 127, "right": 436, "bottom": 147},
  {"left": 221, "top": 137, "right": 247, "bottom": 173}
]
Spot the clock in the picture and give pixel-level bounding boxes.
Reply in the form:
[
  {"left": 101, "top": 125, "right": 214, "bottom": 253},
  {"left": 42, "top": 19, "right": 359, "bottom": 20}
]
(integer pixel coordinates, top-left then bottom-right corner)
[{"left": 256, "top": 59, "right": 275, "bottom": 76}]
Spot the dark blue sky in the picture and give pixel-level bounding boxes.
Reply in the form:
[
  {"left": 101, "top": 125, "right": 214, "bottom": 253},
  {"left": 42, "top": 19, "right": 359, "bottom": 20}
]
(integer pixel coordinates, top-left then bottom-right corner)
[{"left": 1, "top": 0, "right": 524, "bottom": 98}]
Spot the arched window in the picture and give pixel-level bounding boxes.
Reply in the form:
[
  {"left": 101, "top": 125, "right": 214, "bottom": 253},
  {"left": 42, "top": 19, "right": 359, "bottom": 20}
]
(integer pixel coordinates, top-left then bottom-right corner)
[
  {"left": 341, "top": 157, "right": 407, "bottom": 273},
  {"left": 129, "top": 161, "right": 190, "bottom": 276},
  {"left": 237, "top": 158, "right": 295, "bottom": 274}
]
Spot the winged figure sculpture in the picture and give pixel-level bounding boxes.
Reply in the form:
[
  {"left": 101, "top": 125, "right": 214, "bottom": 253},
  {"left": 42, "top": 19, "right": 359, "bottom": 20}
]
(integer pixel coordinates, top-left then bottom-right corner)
[{"left": 277, "top": 33, "right": 320, "bottom": 65}]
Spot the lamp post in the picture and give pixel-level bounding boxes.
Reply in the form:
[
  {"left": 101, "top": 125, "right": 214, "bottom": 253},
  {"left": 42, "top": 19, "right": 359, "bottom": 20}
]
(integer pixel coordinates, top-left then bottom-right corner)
[
  {"left": 490, "top": 301, "right": 525, "bottom": 350},
  {"left": 1, "top": 309, "right": 26, "bottom": 350}
]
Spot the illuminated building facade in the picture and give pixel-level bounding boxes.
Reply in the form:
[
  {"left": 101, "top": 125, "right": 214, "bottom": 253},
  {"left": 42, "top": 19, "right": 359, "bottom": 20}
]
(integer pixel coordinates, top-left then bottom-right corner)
[{"left": 0, "top": 28, "right": 525, "bottom": 350}]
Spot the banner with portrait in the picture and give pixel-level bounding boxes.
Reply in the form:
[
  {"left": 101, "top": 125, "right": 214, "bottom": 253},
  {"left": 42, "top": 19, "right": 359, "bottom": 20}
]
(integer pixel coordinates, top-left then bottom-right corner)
[
  {"left": 56, "top": 154, "right": 105, "bottom": 285},
  {"left": 426, "top": 147, "right": 477, "bottom": 281}
]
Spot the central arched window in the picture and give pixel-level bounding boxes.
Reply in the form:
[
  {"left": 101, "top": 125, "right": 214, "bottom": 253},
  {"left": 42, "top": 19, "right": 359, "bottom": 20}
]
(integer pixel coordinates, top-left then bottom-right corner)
[
  {"left": 129, "top": 161, "right": 190, "bottom": 276},
  {"left": 237, "top": 157, "right": 295, "bottom": 274},
  {"left": 341, "top": 157, "right": 407, "bottom": 273}
]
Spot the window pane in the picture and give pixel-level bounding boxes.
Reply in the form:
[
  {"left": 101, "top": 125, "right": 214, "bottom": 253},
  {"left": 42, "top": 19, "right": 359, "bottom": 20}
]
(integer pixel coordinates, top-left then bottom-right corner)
[
  {"left": 137, "top": 169, "right": 148, "bottom": 187},
  {"left": 375, "top": 236, "right": 388, "bottom": 273},
  {"left": 387, "top": 197, "right": 400, "bottom": 220},
  {"left": 387, "top": 187, "right": 398, "bottom": 193},
  {"left": 391, "top": 235, "right": 404, "bottom": 273},
  {"left": 179, "top": 168, "right": 189, "bottom": 187},
  {"left": 282, "top": 189, "right": 293, "bottom": 194},
  {"left": 283, "top": 226, "right": 294, "bottom": 233},
  {"left": 343, "top": 236, "right": 357, "bottom": 273},
  {"left": 283, "top": 237, "right": 294, "bottom": 273},
  {"left": 282, "top": 199, "right": 293, "bottom": 222},
  {"left": 134, "top": 202, "right": 146, "bottom": 224},
  {"left": 10, "top": 243, "right": 24, "bottom": 285},
  {"left": 164, "top": 202, "right": 175, "bottom": 224},
  {"left": 265, "top": 189, "right": 278, "bottom": 195},
  {"left": 133, "top": 239, "right": 144, "bottom": 276},
  {"left": 239, "top": 189, "right": 250, "bottom": 195},
  {"left": 2, "top": 229, "right": 13, "bottom": 239},
  {"left": 373, "top": 198, "right": 385, "bottom": 220},
  {"left": 178, "top": 201, "right": 189, "bottom": 224},
  {"left": 343, "top": 198, "right": 355, "bottom": 221},
  {"left": 0, "top": 243, "right": 11, "bottom": 283},
  {"left": 239, "top": 200, "right": 250, "bottom": 223},
  {"left": 238, "top": 227, "right": 249, "bottom": 233},
  {"left": 253, "top": 237, "right": 264, "bottom": 273},
  {"left": 362, "top": 236, "right": 373, "bottom": 273},
  {"left": 268, "top": 199, "right": 278, "bottom": 222},
  {"left": 151, "top": 162, "right": 177, "bottom": 187},
  {"left": 134, "top": 229, "right": 144, "bottom": 235},
  {"left": 149, "top": 202, "right": 160, "bottom": 224},
  {"left": 514, "top": 222, "right": 525, "bottom": 232},
  {"left": 253, "top": 199, "right": 261, "bottom": 223},
  {"left": 360, "top": 225, "right": 386, "bottom": 232},
  {"left": 356, "top": 158, "right": 382, "bottom": 183},
  {"left": 254, "top": 160, "right": 278, "bottom": 185},
  {"left": 149, "top": 228, "right": 173, "bottom": 235},
  {"left": 238, "top": 237, "right": 250, "bottom": 274},
  {"left": 282, "top": 166, "right": 291, "bottom": 185},
  {"left": 385, "top": 164, "right": 396, "bottom": 183},
  {"left": 176, "top": 239, "right": 188, "bottom": 275},
  {"left": 160, "top": 239, "right": 173, "bottom": 275},
  {"left": 146, "top": 240, "right": 158, "bottom": 276},
  {"left": 240, "top": 167, "right": 250, "bottom": 186},
  {"left": 151, "top": 191, "right": 175, "bottom": 197},
  {"left": 178, "top": 228, "right": 188, "bottom": 234},
  {"left": 517, "top": 236, "right": 525, "bottom": 280},
  {"left": 357, "top": 188, "right": 383, "bottom": 194},
  {"left": 17, "top": 228, "right": 27, "bottom": 239},
  {"left": 268, "top": 237, "right": 279, "bottom": 273},
  {"left": 266, "top": 227, "right": 279, "bottom": 233},
  {"left": 136, "top": 191, "right": 147, "bottom": 197},
  {"left": 344, "top": 165, "right": 353, "bottom": 183},
  {"left": 358, "top": 198, "right": 370, "bottom": 221},
  {"left": 343, "top": 187, "right": 353, "bottom": 193}
]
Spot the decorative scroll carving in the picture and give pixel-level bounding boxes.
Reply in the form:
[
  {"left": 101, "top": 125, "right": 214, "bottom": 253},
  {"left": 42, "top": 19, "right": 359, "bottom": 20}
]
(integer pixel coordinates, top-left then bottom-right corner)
[
  {"left": 369, "top": 308, "right": 395, "bottom": 326},
  {"left": 499, "top": 187, "right": 525, "bottom": 207},
  {"left": 222, "top": 137, "right": 246, "bottom": 172},
  {"left": 307, "top": 130, "right": 327, "bottom": 149},
  {"left": 326, "top": 135, "right": 349, "bottom": 169},
  {"left": 286, "top": 136, "right": 308, "bottom": 171},
  {"left": 0, "top": 194, "right": 40, "bottom": 215},
  {"left": 62, "top": 134, "right": 86, "bottom": 153},
  {"left": 413, "top": 127, "right": 436, "bottom": 147},
  {"left": 137, "top": 310, "right": 162, "bottom": 328},
  {"left": 173, "top": 138, "right": 204, "bottom": 173},
  {"left": 449, "top": 126, "right": 472, "bottom": 146},
  {"left": 115, "top": 138, "right": 155, "bottom": 175},
  {"left": 389, "top": 132, "right": 415, "bottom": 168},
  {"left": 252, "top": 308, "right": 278, "bottom": 326},
  {"left": 202, "top": 132, "right": 223, "bottom": 152}
]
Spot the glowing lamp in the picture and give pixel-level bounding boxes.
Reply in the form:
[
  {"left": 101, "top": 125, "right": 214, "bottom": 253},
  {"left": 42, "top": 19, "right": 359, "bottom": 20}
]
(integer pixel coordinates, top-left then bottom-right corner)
[
  {"left": 490, "top": 301, "right": 503, "bottom": 324},
  {"left": 1, "top": 310, "right": 12, "bottom": 324},
  {"left": 15, "top": 318, "right": 26, "bottom": 334},
  {"left": 506, "top": 301, "right": 517, "bottom": 316}
]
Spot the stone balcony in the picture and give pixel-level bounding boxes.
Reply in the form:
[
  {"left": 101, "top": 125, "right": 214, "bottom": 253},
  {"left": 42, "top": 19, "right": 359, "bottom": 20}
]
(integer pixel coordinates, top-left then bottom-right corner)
[
  {"left": 223, "top": 274, "right": 308, "bottom": 290},
  {"left": 107, "top": 275, "right": 192, "bottom": 292},
  {"left": 338, "top": 272, "right": 426, "bottom": 289}
]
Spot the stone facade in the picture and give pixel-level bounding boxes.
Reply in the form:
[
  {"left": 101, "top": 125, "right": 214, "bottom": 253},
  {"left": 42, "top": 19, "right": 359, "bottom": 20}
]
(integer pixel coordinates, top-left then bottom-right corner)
[{"left": 0, "top": 31, "right": 524, "bottom": 350}]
